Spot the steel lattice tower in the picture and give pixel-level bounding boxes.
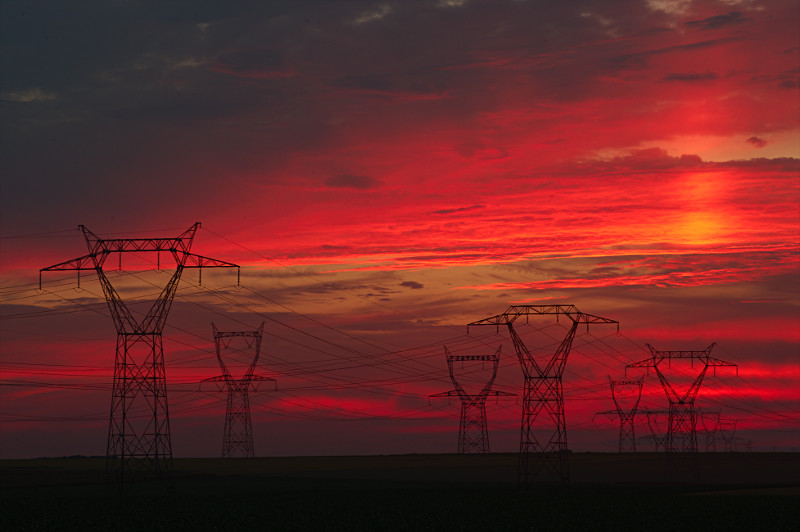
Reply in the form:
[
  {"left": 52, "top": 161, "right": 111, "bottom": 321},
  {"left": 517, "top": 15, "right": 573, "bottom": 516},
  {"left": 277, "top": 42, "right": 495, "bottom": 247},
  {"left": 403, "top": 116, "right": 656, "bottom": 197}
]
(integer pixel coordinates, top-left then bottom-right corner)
[
  {"left": 717, "top": 419, "right": 737, "bottom": 452},
  {"left": 203, "top": 323, "right": 275, "bottom": 458},
  {"left": 627, "top": 344, "right": 737, "bottom": 452},
  {"left": 429, "top": 346, "right": 514, "bottom": 453},
  {"left": 700, "top": 409, "right": 721, "bottom": 452},
  {"left": 40, "top": 223, "right": 239, "bottom": 485},
  {"left": 468, "top": 305, "right": 618, "bottom": 485},
  {"left": 607, "top": 376, "right": 644, "bottom": 453}
]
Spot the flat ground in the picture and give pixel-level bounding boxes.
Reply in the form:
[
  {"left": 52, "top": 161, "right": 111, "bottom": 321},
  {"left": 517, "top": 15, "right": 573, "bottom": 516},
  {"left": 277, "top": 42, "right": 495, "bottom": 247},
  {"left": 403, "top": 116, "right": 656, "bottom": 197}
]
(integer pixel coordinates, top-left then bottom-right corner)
[{"left": 2, "top": 453, "right": 798, "bottom": 530}]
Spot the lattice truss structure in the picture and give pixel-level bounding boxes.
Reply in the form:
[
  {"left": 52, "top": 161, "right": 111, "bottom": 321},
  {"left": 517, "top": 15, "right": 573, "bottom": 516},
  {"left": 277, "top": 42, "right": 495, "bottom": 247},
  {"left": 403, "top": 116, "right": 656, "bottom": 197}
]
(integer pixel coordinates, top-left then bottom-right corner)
[
  {"left": 203, "top": 323, "right": 275, "bottom": 458},
  {"left": 469, "top": 305, "right": 618, "bottom": 485},
  {"left": 717, "top": 419, "right": 738, "bottom": 452},
  {"left": 597, "top": 376, "right": 644, "bottom": 453},
  {"left": 700, "top": 409, "right": 721, "bottom": 452},
  {"left": 429, "top": 346, "right": 514, "bottom": 454},
  {"left": 40, "top": 223, "right": 239, "bottom": 485},
  {"left": 627, "top": 344, "right": 737, "bottom": 453}
]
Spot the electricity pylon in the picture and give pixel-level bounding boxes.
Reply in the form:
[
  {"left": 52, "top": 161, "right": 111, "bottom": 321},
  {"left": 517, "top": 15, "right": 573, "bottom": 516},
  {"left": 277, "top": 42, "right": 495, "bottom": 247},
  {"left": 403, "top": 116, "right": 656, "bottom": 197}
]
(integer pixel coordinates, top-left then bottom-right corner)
[
  {"left": 429, "top": 346, "right": 514, "bottom": 453},
  {"left": 699, "top": 408, "right": 721, "bottom": 451},
  {"left": 607, "top": 376, "right": 644, "bottom": 452},
  {"left": 468, "top": 305, "right": 618, "bottom": 486},
  {"left": 717, "top": 419, "right": 737, "bottom": 452},
  {"left": 203, "top": 323, "right": 275, "bottom": 458},
  {"left": 40, "top": 223, "right": 239, "bottom": 485},
  {"left": 627, "top": 344, "right": 737, "bottom": 452}
]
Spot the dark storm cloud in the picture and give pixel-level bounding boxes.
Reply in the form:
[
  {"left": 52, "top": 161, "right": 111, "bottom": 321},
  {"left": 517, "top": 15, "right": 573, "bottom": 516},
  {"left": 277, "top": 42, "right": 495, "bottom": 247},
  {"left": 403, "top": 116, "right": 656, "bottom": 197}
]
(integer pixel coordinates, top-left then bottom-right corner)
[
  {"left": 325, "top": 174, "right": 383, "bottom": 190},
  {"left": 663, "top": 72, "right": 718, "bottom": 82},
  {"left": 685, "top": 12, "right": 748, "bottom": 31},
  {"left": 747, "top": 136, "right": 767, "bottom": 148},
  {"left": 431, "top": 205, "right": 485, "bottom": 215},
  {"left": 400, "top": 281, "right": 424, "bottom": 290}
]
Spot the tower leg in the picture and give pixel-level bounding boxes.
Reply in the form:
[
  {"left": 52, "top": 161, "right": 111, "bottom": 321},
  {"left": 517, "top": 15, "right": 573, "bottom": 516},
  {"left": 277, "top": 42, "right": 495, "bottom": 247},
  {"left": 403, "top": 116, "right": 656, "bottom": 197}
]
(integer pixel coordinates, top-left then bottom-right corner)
[
  {"left": 106, "top": 333, "right": 173, "bottom": 485},
  {"left": 222, "top": 386, "right": 255, "bottom": 458},
  {"left": 519, "top": 376, "right": 569, "bottom": 485}
]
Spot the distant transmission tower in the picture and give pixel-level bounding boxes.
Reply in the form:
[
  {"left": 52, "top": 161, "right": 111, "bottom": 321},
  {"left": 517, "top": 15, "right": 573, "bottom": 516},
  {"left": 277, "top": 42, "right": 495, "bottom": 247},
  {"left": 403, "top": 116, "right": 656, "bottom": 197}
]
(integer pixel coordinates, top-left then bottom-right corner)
[
  {"left": 429, "top": 346, "right": 514, "bottom": 453},
  {"left": 717, "top": 419, "right": 737, "bottom": 452},
  {"left": 606, "top": 376, "right": 644, "bottom": 453},
  {"left": 40, "top": 223, "right": 239, "bottom": 485},
  {"left": 627, "top": 344, "right": 737, "bottom": 452},
  {"left": 203, "top": 323, "right": 275, "bottom": 458},
  {"left": 468, "top": 305, "right": 618, "bottom": 485},
  {"left": 699, "top": 408, "right": 721, "bottom": 451}
]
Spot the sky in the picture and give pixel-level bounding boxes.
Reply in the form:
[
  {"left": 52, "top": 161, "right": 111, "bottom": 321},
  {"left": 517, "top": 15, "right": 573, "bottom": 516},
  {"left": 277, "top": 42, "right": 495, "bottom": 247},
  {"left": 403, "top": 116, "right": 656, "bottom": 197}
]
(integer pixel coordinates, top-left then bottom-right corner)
[{"left": 1, "top": 0, "right": 798, "bottom": 458}]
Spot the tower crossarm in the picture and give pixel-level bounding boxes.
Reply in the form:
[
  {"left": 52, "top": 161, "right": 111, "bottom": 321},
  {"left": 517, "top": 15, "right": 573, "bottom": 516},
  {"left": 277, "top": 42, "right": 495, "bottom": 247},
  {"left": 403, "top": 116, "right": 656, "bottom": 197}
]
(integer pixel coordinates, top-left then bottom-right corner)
[
  {"left": 448, "top": 355, "right": 501, "bottom": 362},
  {"left": 443, "top": 345, "right": 503, "bottom": 400},
  {"left": 609, "top": 376, "right": 644, "bottom": 415},
  {"left": 79, "top": 222, "right": 200, "bottom": 257},
  {"left": 40, "top": 223, "right": 240, "bottom": 290},
  {"left": 213, "top": 323, "right": 265, "bottom": 380},
  {"left": 184, "top": 253, "right": 240, "bottom": 269},
  {"left": 467, "top": 305, "right": 618, "bottom": 331},
  {"left": 39, "top": 254, "right": 97, "bottom": 289},
  {"left": 201, "top": 373, "right": 276, "bottom": 392},
  {"left": 40, "top": 253, "right": 97, "bottom": 272},
  {"left": 705, "top": 357, "right": 739, "bottom": 376},
  {"left": 626, "top": 357, "right": 657, "bottom": 371}
]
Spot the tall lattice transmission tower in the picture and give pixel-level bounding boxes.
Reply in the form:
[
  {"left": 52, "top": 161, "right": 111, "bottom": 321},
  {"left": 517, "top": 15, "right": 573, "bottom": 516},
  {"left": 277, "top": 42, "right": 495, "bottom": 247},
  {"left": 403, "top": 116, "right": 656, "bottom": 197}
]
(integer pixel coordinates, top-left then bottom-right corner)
[
  {"left": 468, "top": 305, "right": 618, "bottom": 486},
  {"left": 203, "top": 323, "right": 275, "bottom": 458},
  {"left": 429, "top": 346, "right": 514, "bottom": 453},
  {"left": 627, "top": 344, "right": 737, "bottom": 452},
  {"left": 40, "top": 223, "right": 239, "bottom": 485},
  {"left": 602, "top": 376, "right": 644, "bottom": 453}
]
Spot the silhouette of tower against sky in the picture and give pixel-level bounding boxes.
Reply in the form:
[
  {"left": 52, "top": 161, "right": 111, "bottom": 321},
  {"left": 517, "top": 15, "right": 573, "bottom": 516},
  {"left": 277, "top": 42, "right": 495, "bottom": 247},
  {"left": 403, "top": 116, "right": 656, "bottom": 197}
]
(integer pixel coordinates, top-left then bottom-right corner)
[
  {"left": 203, "top": 323, "right": 275, "bottom": 458},
  {"left": 40, "top": 223, "right": 239, "bottom": 486},
  {"left": 606, "top": 376, "right": 644, "bottom": 453},
  {"left": 717, "top": 419, "right": 737, "bottom": 452},
  {"left": 700, "top": 408, "right": 721, "bottom": 452},
  {"left": 468, "top": 305, "right": 618, "bottom": 486},
  {"left": 429, "top": 346, "right": 514, "bottom": 453},
  {"left": 627, "top": 344, "right": 737, "bottom": 453}
]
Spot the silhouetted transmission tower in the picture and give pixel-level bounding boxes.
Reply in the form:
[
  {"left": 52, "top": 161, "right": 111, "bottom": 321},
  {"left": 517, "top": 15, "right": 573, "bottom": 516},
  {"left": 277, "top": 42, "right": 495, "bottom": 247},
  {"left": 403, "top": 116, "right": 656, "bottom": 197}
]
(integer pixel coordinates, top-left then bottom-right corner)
[
  {"left": 627, "top": 344, "right": 737, "bottom": 452},
  {"left": 429, "top": 346, "right": 514, "bottom": 453},
  {"left": 699, "top": 408, "right": 721, "bottom": 451},
  {"left": 203, "top": 323, "right": 275, "bottom": 458},
  {"left": 468, "top": 305, "right": 618, "bottom": 486},
  {"left": 40, "top": 223, "right": 239, "bottom": 485},
  {"left": 603, "top": 376, "right": 644, "bottom": 453},
  {"left": 717, "top": 419, "right": 737, "bottom": 452}
]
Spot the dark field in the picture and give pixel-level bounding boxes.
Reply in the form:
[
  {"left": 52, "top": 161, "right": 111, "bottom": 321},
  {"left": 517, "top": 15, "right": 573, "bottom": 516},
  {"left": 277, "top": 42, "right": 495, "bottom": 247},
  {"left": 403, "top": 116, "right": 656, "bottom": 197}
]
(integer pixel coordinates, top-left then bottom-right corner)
[{"left": 2, "top": 453, "right": 798, "bottom": 530}]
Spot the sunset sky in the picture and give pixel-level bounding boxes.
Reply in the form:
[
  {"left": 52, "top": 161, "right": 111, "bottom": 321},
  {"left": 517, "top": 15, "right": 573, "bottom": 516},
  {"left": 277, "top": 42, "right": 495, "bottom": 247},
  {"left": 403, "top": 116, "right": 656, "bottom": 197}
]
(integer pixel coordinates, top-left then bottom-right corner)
[{"left": 1, "top": 0, "right": 798, "bottom": 458}]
